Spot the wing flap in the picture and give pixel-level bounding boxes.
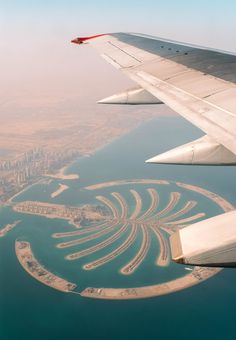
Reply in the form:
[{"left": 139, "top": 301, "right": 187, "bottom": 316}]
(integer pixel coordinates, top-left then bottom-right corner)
[
  {"left": 128, "top": 70, "right": 236, "bottom": 154},
  {"left": 170, "top": 211, "right": 236, "bottom": 267},
  {"left": 167, "top": 71, "right": 230, "bottom": 98},
  {"left": 207, "top": 87, "right": 236, "bottom": 113}
]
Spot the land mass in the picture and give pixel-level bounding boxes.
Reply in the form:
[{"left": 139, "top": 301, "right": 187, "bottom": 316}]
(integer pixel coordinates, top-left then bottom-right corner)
[
  {"left": 0, "top": 220, "right": 21, "bottom": 237},
  {"left": 15, "top": 241, "right": 76, "bottom": 292},
  {"left": 11, "top": 179, "right": 234, "bottom": 300},
  {"left": 46, "top": 167, "right": 79, "bottom": 180},
  {"left": 0, "top": 95, "right": 167, "bottom": 202},
  {"left": 13, "top": 201, "right": 109, "bottom": 227},
  {"left": 51, "top": 184, "right": 69, "bottom": 198},
  {"left": 81, "top": 267, "right": 221, "bottom": 299}
]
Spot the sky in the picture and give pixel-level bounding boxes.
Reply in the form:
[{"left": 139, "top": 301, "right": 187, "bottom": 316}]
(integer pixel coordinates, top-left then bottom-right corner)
[
  {"left": 0, "top": 0, "right": 236, "bottom": 108},
  {"left": 1, "top": 0, "right": 236, "bottom": 47}
]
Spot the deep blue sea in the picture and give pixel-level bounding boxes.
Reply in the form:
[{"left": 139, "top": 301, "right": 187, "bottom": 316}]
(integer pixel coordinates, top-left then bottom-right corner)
[{"left": 1, "top": 116, "right": 236, "bottom": 340}]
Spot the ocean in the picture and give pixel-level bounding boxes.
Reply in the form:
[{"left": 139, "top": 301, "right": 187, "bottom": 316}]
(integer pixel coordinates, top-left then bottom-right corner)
[{"left": 1, "top": 116, "right": 236, "bottom": 340}]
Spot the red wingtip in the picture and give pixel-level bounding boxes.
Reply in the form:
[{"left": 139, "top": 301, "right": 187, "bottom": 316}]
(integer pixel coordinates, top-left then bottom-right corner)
[
  {"left": 71, "top": 38, "right": 81, "bottom": 44},
  {"left": 71, "top": 34, "right": 107, "bottom": 45}
]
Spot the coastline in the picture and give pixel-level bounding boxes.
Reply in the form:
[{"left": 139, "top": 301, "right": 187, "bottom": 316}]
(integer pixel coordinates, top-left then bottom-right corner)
[
  {"left": 7, "top": 178, "right": 45, "bottom": 204},
  {"left": 15, "top": 240, "right": 77, "bottom": 293},
  {"left": 45, "top": 166, "right": 79, "bottom": 180},
  {"left": 7, "top": 165, "right": 78, "bottom": 204},
  {"left": 4, "top": 118, "right": 160, "bottom": 205}
]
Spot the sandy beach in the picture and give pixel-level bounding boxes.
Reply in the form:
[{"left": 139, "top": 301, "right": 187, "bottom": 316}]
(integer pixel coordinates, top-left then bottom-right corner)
[
  {"left": 51, "top": 183, "right": 69, "bottom": 198},
  {"left": 45, "top": 166, "right": 79, "bottom": 180}
]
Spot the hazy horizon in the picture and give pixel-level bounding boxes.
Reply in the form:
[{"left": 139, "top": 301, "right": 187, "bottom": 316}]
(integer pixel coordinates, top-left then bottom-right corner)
[{"left": 1, "top": 0, "right": 236, "bottom": 105}]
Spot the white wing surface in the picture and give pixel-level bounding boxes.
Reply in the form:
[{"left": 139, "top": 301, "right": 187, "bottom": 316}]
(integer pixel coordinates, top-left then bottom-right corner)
[
  {"left": 72, "top": 33, "right": 236, "bottom": 267},
  {"left": 72, "top": 33, "right": 236, "bottom": 159}
]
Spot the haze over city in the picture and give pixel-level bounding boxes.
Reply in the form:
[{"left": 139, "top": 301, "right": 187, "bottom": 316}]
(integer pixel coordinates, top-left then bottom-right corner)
[
  {"left": 1, "top": 0, "right": 236, "bottom": 99},
  {"left": 1, "top": 1, "right": 236, "bottom": 340}
]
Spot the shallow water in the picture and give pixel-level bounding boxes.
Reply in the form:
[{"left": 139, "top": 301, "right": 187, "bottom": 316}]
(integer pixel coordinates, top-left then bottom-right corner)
[{"left": 1, "top": 117, "right": 236, "bottom": 340}]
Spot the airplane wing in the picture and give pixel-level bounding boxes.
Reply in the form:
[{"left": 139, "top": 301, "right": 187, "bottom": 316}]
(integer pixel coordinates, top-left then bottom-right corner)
[{"left": 72, "top": 33, "right": 236, "bottom": 267}]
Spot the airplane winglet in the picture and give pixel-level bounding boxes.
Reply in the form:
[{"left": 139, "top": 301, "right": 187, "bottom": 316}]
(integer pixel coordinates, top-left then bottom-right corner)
[{"left": 71, "top": 34, "right": 107, "bottom": 45}]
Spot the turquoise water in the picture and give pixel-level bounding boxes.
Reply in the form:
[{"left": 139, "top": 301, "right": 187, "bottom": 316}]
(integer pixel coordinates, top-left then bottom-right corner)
[{"left": 1, "top": 117, "right": 236, "bottom": 340}]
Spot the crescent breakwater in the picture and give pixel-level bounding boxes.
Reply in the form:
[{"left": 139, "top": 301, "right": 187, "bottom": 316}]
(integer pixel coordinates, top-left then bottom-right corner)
[
  {"left": 81, "top": 267, "right": 221, "bottom": 300},
  {"left": 10, "top": 179, "right": 235, "bottom": 300},
  {"left": 78, "top": 180, "right": 234, "bottom": 299},
  {"left": 85, "top": 179, "right": 170, "bottom": 190},
  {"left": 15, "top": 241, "right": 76, "bottom": 293},
  {"left": 176, "top": 182, "right": 235, "bottom": 212}
]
